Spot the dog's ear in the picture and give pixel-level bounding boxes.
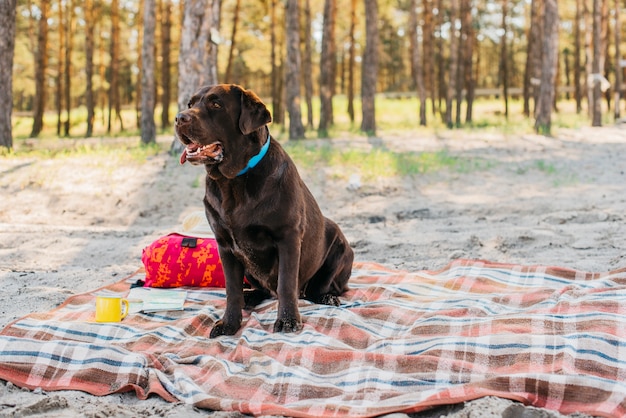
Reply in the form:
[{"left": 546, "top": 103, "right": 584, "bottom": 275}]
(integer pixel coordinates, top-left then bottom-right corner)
[{"left": 239, "top": 88, "right": 272, "bottom": 135}]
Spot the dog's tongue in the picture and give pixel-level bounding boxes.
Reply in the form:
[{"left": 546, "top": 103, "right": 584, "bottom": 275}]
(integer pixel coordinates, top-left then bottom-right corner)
[{"left": 180, "top": 148, "right": 188, "bottom": 165}]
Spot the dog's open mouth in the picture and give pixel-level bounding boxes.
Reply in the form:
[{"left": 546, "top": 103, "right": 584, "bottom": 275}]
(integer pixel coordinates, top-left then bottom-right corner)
[{"left": 180, "top": 142, "right": 224, "bottom": 165}]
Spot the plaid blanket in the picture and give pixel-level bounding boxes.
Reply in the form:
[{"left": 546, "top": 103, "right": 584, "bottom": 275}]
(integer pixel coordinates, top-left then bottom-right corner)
[{"left": 1, "top": 260, "right": 625, "bottom": 417}]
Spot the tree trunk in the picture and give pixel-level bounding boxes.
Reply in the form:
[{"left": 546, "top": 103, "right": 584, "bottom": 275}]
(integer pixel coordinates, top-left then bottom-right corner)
[
  {"left": 462, "top": 0, "right": 475, "bottom": 123},
  {"left": 500, "top": 0, "right": 509, "bottom": 119},
  {"left": 534, "top": 0, "right": 559, "bottom": 135},
  {"left": 270, "top": 0, "right": 283, "bottom": 125},
  {"left": 303, "top": 0, "right": 314, "bottom": 129},
  {"left": 423, "top": 0, "right": 435, "bottom": 117},
  {"left": 408, "top": 0, "right": 426, "bottom": 126},
  {"left": 318, "top": 0, "right": 337, "bottom": 136},
  {"left": 361, "top": 0, "right": 378, "bottom": 135},
  {"left": 285, "top": 0, "right": 305, "bottom": 139},
  {"left": 107, "top": 0, "right": 123, "bottom": 133},
  {"left": 224, "top": 0, "right": 241, "bottom": 83},
  {"left": 85, "top": 0, "right": 95, "bottom": 137},
  {"left": 444, "top": 0, "right": 459, "bottom": 127},
  {"left": 30, "top": 0, "right": 49, "bottom": 138},
  {"left": 0, "top": 0, "right": 16, "bottom": 149},
  {"left": 136, "top": 0, "right": 144, "bottom": 128},
  {"left": 56, "top": 1, "right": 64, "bottom": 136},
  {"left": 63, "top": 0, "right": 73, "bottom": 137},
  {"left": 613, "top": 0, "right": 622, "bottom": 121},
  {"left": 141, "top": 0, "right": 157, "bottom": 145},
  {"left": 174, "top": 0, "right": 218, "bottom": 152},
  {"left": 160, "top": 0, "right": 172, "bottom": 130},
  {"left": 592, "top": 0, "right": 602, "bottom": 126},
  {"left": 176, "top": 0, "right": 218, "bottom": 110},
  {"left": 574, "top": 0, "right": 583, "bottom": 113},
  {"left": 347, "top": 0, "right": 357, "bottom": 123},
  {"left": 523, "top": 0, "right": 542, "bottom": 118}
]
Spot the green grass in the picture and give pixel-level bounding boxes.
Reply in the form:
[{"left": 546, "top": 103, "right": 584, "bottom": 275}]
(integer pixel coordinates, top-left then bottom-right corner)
[{"left": 285, "top": 141, "right": 492, "bottom": 180}]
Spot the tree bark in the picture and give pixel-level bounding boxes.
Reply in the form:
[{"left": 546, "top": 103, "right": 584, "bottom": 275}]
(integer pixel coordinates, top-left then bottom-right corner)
[
  {"left": 285, "top": 0, "right": 305, "bottom": 139},
  {"left": 534, "top": 0, "right": 559, "bottom": 135},
  {"left": 500, "top": 0, "right": 509, "bottom": 119},
  {"left": 30, "top": 0, "right": 49, "bottom": 138},
  {"left": 347, "top": 0, "right": 357, "bottom": 123},
  {"left": 592, "top": 0, "right": 602, "bottom": 126},
  {"left": 85, "top": 0, "right": 96, "bottom": 137},
  {"left": 0, "top": 0, "right": 17, "bottom": 149},
  {"left": 56, "top": 1, "right": 64, "bottom": 136},
  {"left": 141, "top": 0, "right": 157, "bottom": 144},
  {"left": 444, "top": 0, "right": 459, "bottom": 127},
  {"left": 177, "top": 0, "right": 217, "bottom": 111},
  {"left": 63, "top": 0, "right": 74, "bottom": 137},
  {"left": 523, "top": 0, "right": 542, "bottom": 118},
  {"left": 224, "top": 0, "right": 241, "bottom": 83},
  {"left": 574, "top": 0, "right": 583, "bottom": 114},
  {"left": 408, "top": 0, "right": 426, "bottom": 126},
  {"left": 423, "top": 0, "right": 435, "bottom": 117},
  {"left": 361, "top": 0, "right": 378, "bottom": 135},
  {"left": 160, "top": 0, "right": 172, "bottom": 130},
  {"left": 107, "top": 0, "right": 123, "bottom": 133},
  {"left": 303, "top": 0, "right": 314, "bottom": 129},
  {"left": 462, "top": 0, "right": 475, "bottom": 123},
  {"left": 614, "top": 0, "right": 621, "bottom": 120},
  {"left": 318, "top": 0, "right": 337, "bottom": 136},
  {"left": 173, "top": 0, "right": 218, "bottom": 152}
]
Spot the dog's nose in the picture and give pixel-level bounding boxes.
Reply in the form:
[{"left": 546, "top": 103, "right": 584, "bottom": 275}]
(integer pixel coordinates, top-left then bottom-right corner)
[{"left": 175, "top": 112, "right": 191, "bottom": 125}]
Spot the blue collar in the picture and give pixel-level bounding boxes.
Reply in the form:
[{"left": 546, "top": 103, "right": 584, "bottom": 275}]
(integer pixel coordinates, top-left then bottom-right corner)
[{"left": 236, "top": 133, "right": 271, "bottom": 176}]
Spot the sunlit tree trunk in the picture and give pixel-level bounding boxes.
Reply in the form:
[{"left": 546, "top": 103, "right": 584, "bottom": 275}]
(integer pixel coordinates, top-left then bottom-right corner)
[
  {"left": 56, "top": 1, "right": 64, "bottom": 136},
  {"left": 30, "top": 0, "right": 49, "bottom": 138},
  {"left": 535, "top": 0, "right": 559, "bottom": 134},
  {"left": 463, "top": 0, "right": 475, "bottom": 123},
  {"left": 574, "top": 0, "right": 583, "bottom": 114},
  {"left": 108, "top": 0, "right": 124, "bottom": 133},
  {"left": 270, "top": 0, "right": 283, "bottom": 125},
  {"left": 224, "top": 0, "right": 240, "bottom": 82},
  {"left": 591, "top": 0, "right": 602, "bottom": 126},
  {"left": 523, "top": 0, "right": 542, "bottom": 118},
  {"left": 408, "top": 0, "right": 425, "bottom": 126},
  {"left": 500, "top": 0, "right": 509, "bottom": 119},
  {"left": 423, "top": 0, "right": 435, "bottom": 117},
  {"left": 445, "top": 0, "right": 459, "bottom": 127},
  {"left": 160, "top": 0, "right": 172, "bottom": 130},
  {"left": 63, "top": 0, "right": 74, "bottom": 137},
  {"left": 614, "top": 0, "right": 622, "bottom": 120},
  {"left": 361, "top": 0, "right": 378, "bottom": 135},
  {"left": 346, "top": 0, "right": 357, "bottom": 123},
  {"left": 141, "top": 0, "right": 157, "bottom": 144},
  {"left": 173, "top": 0, "right": 218, "bottom": 152},
  {"left": 285, "top": 0, "right": 305, "bottom": 139},
  {"left": 318, "top": 0, "right": 336, "bottom": 136},
  {"left": 303, "top": 0, "right": 314, "bottom": 129},
  {"left": 85, "top": 0, "right": 96, "bottom": 137},
  {"left": 0, "top": 0, "right": 16, "bottom": 149}
]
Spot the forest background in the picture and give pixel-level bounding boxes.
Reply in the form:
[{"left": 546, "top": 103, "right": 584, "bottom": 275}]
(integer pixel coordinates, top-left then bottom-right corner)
[{"left": 0, "top": 0, "right": 623, "bottom": 150}]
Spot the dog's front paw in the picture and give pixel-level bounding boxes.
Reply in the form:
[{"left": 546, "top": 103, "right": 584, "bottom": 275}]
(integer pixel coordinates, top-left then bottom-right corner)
[
  {"left": 318, "top": 294, "right": 341, "bottom": 306},
  {"left": 210, "top": 320, "right": 240, "bottom": 338},
  {"left": 273, "top": 317, "right": 302, "bottom": 333}
]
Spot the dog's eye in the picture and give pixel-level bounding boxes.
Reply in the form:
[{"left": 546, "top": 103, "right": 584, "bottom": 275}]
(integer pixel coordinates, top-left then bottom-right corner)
[
  {"left": 187, "top": 101, "right": 193, "bottom": 109},
  {"left": 208, "top": 100, "right": 222, "bottom": 110}
]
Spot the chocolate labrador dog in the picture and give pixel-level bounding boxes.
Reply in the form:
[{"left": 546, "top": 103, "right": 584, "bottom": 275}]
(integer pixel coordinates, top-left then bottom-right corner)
[{"left": 175, "top": 84, "right": 353, "bottom": 337}]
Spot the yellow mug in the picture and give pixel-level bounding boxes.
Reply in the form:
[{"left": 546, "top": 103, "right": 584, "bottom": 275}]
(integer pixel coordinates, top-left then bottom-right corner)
[{"left": 95, "top": 295, "right": 129, "bottom": 322}]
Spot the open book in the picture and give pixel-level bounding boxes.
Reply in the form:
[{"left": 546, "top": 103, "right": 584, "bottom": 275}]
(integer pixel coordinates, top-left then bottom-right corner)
[{"left": 127, "top": 287, "right": 187, "bottom": 313}]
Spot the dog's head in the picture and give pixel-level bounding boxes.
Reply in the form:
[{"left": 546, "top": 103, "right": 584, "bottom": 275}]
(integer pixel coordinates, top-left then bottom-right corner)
[{"left": 175, "top": 84, "right": 272, "bottom": 178}]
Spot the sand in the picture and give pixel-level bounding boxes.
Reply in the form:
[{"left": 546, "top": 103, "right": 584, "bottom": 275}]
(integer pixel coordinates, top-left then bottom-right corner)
[{"left": 2, "top": 126, "right": 623, "bottom": 417}]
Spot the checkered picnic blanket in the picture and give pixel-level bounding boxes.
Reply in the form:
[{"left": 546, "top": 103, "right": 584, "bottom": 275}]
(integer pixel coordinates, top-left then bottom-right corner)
[{"left": 1, "top": 260, "right": 625, "bottom": 417}]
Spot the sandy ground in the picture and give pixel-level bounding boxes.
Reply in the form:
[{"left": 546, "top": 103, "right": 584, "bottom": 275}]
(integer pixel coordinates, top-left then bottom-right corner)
[{"left": 2, "top": 126, "right": 624, "bottom": 417}]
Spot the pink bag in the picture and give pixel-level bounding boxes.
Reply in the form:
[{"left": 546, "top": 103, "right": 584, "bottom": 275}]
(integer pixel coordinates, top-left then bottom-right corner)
[{"left": 141, "top": 233, "right": 226, "bottom": 288}]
